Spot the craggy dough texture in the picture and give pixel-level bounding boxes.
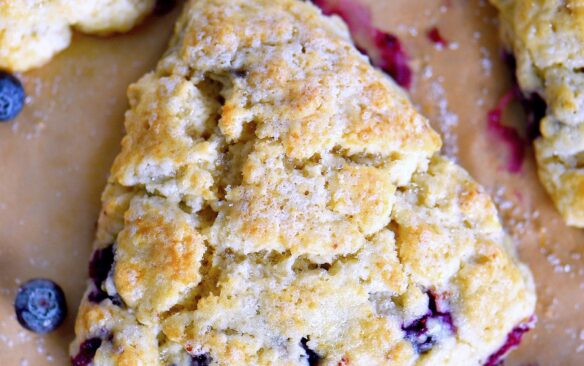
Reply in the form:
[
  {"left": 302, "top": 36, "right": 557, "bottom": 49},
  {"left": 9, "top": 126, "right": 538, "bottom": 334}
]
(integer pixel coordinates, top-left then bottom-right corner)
[
  {"left": 490, "top": 0, "right": 584, "bottom": 227},
  {"left": 0, "top": 0, "right": 155, "bottom": 72},
  {"left": 71, "top": 0, "right": 536, "bottom": 365}
]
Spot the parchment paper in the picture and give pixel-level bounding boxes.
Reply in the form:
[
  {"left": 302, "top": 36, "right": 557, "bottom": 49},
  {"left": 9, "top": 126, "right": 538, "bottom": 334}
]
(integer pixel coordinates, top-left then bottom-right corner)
[{"left": 0, "top": 1, "right": 582, "bottom": 364}]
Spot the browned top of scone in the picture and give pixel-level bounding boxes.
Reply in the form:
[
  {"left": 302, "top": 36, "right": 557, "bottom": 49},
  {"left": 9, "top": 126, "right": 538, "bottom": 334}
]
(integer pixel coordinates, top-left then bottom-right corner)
[{"left": 71, "top": 1, "right": 535, "bottom": 365}]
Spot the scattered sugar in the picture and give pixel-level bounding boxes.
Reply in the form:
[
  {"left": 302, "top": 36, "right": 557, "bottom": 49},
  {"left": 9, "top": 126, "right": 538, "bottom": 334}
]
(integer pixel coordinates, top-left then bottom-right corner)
[
  {"left": 397, "top": 24, "right": 419, "bottom": 37},
  {"left": 28, "top": 256, "right": 49, "bottom": 269},
  {"left": 538, "top": 246, "right": 578, "bottom": 274},
  {"left": 479, "top": 47, "right": 492, "bottom": 75},
  {"left": 9, "top": 75, "right": 48, "bottom": 139},
  {"left": 566, "top": 327, "right": 579, "bottom": 340},
  {"left": 422, "top": 65, "right": 433, "bottom": 80},
  {"left": 429, "top": 81, "right": 459, "bottom": 160},
  {"left": 487, "top": 184, "right": 548, "bottom": 243}
]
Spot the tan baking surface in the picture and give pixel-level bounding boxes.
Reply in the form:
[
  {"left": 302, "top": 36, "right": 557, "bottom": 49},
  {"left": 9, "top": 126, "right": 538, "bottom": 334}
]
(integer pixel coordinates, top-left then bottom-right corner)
[{"left": 0, "top": 1, "right": 582, "bottom": 365}]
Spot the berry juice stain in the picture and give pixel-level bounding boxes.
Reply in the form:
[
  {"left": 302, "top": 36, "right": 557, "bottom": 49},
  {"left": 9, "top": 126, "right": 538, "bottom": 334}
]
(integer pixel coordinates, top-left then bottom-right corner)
[
  {"left": 312, "top": 0, "right": 412, "bottom": 88},
  {"left": 487, "top": 88, "right": 526, "bottom": 174}
]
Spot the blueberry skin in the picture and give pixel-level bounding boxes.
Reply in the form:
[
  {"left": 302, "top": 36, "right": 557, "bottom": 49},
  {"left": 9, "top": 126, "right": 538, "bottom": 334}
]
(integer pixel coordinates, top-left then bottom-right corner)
[
  {"left": 14, "top": 278, "right": 67, "bottom": 334},
  {"left": 300, "top": 337, "right": 321, "bottom": 365},
  {"left": 0, "top": 71, "right": 25, "bottom": 122},
  {"left": 191, "top": 353, "right": 212, "bottom": 366}
]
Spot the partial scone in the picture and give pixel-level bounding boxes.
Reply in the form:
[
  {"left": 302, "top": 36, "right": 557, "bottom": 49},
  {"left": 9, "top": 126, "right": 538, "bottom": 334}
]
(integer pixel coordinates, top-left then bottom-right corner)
[
  {"left": 0, "top": 0, "right": 155, "bottom": 72},
  {"left": 490, "top": 0, "right": 584, "bottom": 227},
  {"left": 70, "top": 0, "right": 536, "bottom": 365}
]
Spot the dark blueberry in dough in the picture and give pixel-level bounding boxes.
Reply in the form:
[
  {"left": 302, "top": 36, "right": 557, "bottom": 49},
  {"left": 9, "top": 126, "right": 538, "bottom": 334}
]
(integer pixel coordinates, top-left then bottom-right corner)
[
  {"left": 0, "top": 71, "right": 25, "bottom": 122},
  {"left": 191, "top": 353, "right": 213, "bottom": 366},
  {"left": 520, "top": 92, "right": 546, "bottom": 141},
  {"left": 402, "top": 291, "right": 455, "bottom": 354},
  {"left": 154, "top": 0, "right": 178, "bottom": 15},
  {"left": 71, "top": 337, "right": 102, "bottom": 366},
  {"left": 300, "top": 337, "right": 321, "bottom": 365},
  {"left": 501, "top": 51, "right": 546, "bottom": 141},
  {"left": 14, "top": 278, "right": 67, "bottom": 334},
  {"left": 89, "top": 244, "right": 114, "bottom": 284},
  {"left": 231, "top": 69, "right": 248, "bottom": 78},
  {"left": 88, "top": 244, "right": 115, "bottom": 304}
]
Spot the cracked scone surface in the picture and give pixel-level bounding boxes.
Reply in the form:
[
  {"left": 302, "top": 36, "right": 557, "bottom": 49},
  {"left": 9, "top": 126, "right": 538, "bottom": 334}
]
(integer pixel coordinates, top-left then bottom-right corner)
[
  {"left": 490, "top": 0, "right": 584, "bottom": 227},
  {"left": 0, "top": 0, "right": 155, "bottom": 72},
  {"left": 71, "top": 0, "right": 536, "bottom": 365}
]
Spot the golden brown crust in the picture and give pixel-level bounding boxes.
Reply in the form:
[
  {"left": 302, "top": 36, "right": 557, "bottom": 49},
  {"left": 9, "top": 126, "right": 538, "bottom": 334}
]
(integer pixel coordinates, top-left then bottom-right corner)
[
  {"left": 490, "top": 0, "right": 584, "bottom": 226},
  {"left": 71, "top": 0, "right": 535, "bottom": 365},
  {"left": 0, "top": 0, "right": 155, "bottom": 71}
]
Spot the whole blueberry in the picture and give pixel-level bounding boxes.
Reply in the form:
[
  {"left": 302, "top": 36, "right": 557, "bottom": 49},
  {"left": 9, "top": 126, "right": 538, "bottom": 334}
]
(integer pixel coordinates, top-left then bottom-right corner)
[
  {"left": 0, "top": 71, "right": 25, "bottom": 121},
  {"left": 14, "top": 278, "right": 67, "bottom": 334}
]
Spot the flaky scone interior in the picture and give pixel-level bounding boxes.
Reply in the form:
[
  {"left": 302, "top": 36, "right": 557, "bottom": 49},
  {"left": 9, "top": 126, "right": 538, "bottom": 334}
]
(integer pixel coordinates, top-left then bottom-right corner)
[
  {"left": 490, "top": 0, "right": 584, "bottom": 227},
  {"left": 70, "top": 0, "right": 536, "bottom": 365},
  {"left": 0, "top": 0, "right": 155, "bottom": 72}
]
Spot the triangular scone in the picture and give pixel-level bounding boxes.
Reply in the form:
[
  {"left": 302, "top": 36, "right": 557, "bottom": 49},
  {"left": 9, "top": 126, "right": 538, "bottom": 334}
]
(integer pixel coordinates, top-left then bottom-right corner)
[
  {"left": 0, "top": 0, "right": 155, "bottom": 72},
  {"left": 70, "top": 1, "right": 536, "bottom": 365},
  {"left": 490, "top": 0, "right": 584, "bottom": 227}
]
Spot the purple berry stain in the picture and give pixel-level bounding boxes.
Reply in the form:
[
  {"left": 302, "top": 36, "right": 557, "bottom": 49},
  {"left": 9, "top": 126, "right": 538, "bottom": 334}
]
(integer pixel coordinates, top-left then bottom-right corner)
[
  {"left": 14, "top": 278, "right": 67, "bottom": 334},
  {"left": 483, "top": 316, "right": 536, "bottom": 366},
  {"left": 487, "top": 88, "right": 526, "bottom": 174},
  {"left": 427, "top": 26, "right": 448, "bottom": 47},
  {"left": 71, "top": 337, "right": 102, "bottom": 366},
  {"left": 312, "top": 0, "right": 412, "bottom": 88},
  {"left": 88, "top": 244, "right": 116, "bottom": 304},
  {"left": 502, "top": 52, "right": 546, "bottom": 141},
  {"left": 488, "top": 52, "right": 548, "bottom": 174},
  {"left": 402, "top": 291, "right": 455, "bottom": 353}
]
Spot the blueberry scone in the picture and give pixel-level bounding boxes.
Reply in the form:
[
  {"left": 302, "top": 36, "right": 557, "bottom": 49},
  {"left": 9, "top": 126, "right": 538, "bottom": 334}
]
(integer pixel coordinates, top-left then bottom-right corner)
[
  {"left": 0, "top": 0, "right": 156, "bottom": 72},
  {"left": 490, "top": 0, "right": 584, "bottom": 227},
  {"left": 70, "top": 0, "right": 536, "bottom": 365}
]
